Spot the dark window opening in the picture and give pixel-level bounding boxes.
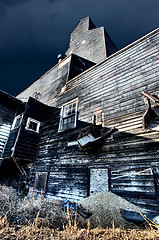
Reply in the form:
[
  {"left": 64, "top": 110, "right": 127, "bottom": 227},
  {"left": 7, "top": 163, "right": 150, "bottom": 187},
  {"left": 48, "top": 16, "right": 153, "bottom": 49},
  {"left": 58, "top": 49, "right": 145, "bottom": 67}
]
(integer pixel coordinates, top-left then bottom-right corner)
[{"left": 25, "top": 117, "right": 41, "bottom": 133}]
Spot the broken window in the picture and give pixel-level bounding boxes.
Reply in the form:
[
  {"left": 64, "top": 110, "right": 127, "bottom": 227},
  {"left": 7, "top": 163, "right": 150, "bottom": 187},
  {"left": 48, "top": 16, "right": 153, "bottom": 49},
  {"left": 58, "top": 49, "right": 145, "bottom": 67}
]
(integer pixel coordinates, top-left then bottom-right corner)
[
  {"left": 11, "top": 114, "right": 23, "bottom": 130},
  {"left": 25, "top": 117, "right": 41, "bottom": 133},
  {"left": 58, "top": 99, "right": 78, "bottom": 132},
  {"left": 33, "top": 172, "right": 48, "bottom": 193}
]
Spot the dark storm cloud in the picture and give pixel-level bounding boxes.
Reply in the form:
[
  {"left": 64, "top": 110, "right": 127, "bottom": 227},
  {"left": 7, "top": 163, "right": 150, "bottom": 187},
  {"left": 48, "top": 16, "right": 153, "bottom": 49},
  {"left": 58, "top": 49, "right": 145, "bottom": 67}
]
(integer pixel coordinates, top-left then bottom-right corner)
[
  {"left": 0, "top": 0, "right": 30, "bottom": 6},
  {"left": 0, "top": 0, "right": 32, "bottom": 16},
  {"left": 0, "top": 0, "right": 158, "bottom": 96}
]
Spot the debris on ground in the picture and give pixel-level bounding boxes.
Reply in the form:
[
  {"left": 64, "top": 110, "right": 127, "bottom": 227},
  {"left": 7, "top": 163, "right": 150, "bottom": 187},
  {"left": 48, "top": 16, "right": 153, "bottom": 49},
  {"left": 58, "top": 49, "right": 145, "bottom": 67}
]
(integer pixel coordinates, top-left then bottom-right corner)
[
  {"left": 0, "top": 185, "right": 146, "bottom": 229},
  {"left": 78, "top": 191, "right": 142, "bottom": 228}
]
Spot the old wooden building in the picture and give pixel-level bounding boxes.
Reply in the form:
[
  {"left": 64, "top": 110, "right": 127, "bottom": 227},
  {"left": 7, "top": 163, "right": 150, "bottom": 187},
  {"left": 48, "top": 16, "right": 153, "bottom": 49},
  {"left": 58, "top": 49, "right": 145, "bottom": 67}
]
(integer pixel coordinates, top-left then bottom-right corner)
[{"left": 0, "top": 17, "right": 159, "bottom": 214}]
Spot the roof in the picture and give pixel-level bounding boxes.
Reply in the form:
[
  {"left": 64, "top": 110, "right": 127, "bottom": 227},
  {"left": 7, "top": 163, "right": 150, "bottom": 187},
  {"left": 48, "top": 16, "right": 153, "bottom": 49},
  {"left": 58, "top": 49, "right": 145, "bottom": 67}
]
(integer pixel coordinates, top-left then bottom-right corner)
[{"left": 0, "top": 90, "right": 23, "bottom": 108}]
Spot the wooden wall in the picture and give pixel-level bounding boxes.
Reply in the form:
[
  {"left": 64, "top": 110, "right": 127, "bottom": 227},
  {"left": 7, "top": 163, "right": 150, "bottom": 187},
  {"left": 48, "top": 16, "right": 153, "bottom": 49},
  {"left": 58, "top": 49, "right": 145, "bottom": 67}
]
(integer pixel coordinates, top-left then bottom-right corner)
[
  {"left": 28, "top": 28, "right": 159, "bottom": 213},
  {"left": 0, "top": 103, "right": 14, "bottom": 163},
  {"left": 65, "top": 17, "right": 117, "bottom": 63},
  {"left": 3, "top": 98, "right": 50, "bottom": 162},
  {"left": 17, "top": 55, "right": 94, "bottom": 106},
  {"left": 0, "top": 92, "right": 21, "bottom": 164},
  {"left": 17, "top": 56, "right": 72, "bottom": 103}
]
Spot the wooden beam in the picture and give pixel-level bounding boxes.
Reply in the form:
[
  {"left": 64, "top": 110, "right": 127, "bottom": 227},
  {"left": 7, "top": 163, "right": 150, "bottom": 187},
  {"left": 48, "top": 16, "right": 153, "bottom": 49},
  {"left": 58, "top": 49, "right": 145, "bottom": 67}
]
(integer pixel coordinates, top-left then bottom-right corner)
[{"left": 141, "top": 91, "right": 159, "bottom": 105}]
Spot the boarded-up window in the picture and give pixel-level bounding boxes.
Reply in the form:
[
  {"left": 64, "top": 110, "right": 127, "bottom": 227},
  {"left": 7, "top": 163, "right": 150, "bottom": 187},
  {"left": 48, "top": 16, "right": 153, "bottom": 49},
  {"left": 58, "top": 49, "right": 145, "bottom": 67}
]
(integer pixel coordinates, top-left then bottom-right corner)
[
  {"left": 90, "top": 168, "right": 108, "bottom": 195},
  {"left": 33, "top": 172, "right": 48, "bottom": 193}
]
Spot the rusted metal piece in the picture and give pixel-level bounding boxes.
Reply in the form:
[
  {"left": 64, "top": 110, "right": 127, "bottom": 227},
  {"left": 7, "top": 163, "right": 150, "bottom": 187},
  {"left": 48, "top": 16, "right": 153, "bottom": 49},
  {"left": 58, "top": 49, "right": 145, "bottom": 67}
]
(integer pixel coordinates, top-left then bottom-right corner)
[
  {"left": 78, "top": 127, "right": 116, "bottom": 149},
  {"left": 13, "top": 158, "right": 30, "bottom": 185}
]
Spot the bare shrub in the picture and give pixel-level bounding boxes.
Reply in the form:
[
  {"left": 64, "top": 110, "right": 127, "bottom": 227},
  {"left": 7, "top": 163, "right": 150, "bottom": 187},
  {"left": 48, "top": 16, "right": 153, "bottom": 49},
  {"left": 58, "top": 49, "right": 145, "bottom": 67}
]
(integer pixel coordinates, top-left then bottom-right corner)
[
  {"left": 0, "top": 185, "right": 19, "bottom": 217},
  {"left": 16, "top": 196, "right": 67, "bottom": 228},
  {"left": 0, "top": 185, "right": 67, "bottom": 228}
]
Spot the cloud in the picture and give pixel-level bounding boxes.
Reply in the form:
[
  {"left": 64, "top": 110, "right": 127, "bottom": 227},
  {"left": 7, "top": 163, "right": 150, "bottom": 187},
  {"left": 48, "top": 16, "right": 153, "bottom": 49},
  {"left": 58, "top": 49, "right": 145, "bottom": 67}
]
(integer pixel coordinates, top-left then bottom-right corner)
[
  {"left": 0, "top": 0, "right": 158, "bottom": 96},
  {"left": 0, "top": 0, "right": 31, "bottom": 7},
  {"left": 0, "top": 0, "right": 32, "bottom": 16}
]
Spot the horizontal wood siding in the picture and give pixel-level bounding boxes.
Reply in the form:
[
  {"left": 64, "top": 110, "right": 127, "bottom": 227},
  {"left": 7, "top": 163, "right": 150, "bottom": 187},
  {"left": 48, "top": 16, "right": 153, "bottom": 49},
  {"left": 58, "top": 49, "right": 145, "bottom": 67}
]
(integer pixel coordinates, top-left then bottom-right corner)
[
  {"left": 13, "top": 129, "right": 39, "bottom": 161},
  {"left": 13, "top": 99, "right": 50, "bottom": 161},
  {"left": 47, "top": 167, "right": 89, "bottom": 200},
  {"left": 111, "top": 166, "right": 158, "bottom": 213},
  {"left": 3, "top": 129, "right": 18, "bottom": 158},
  {"left": 17, "top": 57, "right": 71, "bottom": 104},
  {"left": 35, "top": 29, "right": 159, "bottom": 209},
  {"left": 0, "top": 103, "right": 16, "bottom": 161},
  {"left": 17, "top": 28, "right": 159, "bottom": 212}
]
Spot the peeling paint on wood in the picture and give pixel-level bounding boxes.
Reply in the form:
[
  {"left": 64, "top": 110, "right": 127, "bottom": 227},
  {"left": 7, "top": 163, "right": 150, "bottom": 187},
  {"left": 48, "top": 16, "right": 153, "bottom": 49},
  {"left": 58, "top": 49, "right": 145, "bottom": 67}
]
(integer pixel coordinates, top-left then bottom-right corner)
[{"left": 0, "top": 18, "right": 159, "bottom": 213}]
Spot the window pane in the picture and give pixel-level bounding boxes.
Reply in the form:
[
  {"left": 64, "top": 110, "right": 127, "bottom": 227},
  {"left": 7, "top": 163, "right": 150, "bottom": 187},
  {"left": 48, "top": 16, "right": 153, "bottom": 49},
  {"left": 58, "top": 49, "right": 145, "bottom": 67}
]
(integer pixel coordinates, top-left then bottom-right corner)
[
  {"left": 73, "top": 103, "right": 76, "bottom": 108},
  {"left": 67, "top": 117, "right": 71, "bottom": 123},
  {"left": 63, "top": 118, "right": 67, "bottom": 124},
  {"left": 14, "top": 118, "right": 21, "bottom": 128},
  {"left": 68, "top": 110, "right": 71, "bottom": 116},
  {"left": 65, "top": 106, "right": 68, "bottom": 111},
  {"left": 72, "top": 109, "right": 75, "bottom": 114},
  {"left": 70, "top": 122, "right": 74, "bottom": 128},
  {"left": 71, "top": 116, "right": 75, "bottom": 122},
  {"left": 59, "top": 100, "right": 77, "bottom": 131},
  {"left": 29, "top": 121, "right": 37, "bottom": 131}
]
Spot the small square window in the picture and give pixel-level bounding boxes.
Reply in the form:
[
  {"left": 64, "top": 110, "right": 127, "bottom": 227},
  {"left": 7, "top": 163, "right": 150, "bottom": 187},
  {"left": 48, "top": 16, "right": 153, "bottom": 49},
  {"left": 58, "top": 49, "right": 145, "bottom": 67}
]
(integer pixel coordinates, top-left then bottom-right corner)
[
  {"left": 58, "top": 99, "right": 78, "bottom": 132},
  {"left": 11, "top": 114, "right": 23, "bottom": 130},
  {"left": 25, "top": 117, "right": 41, "bottom": 133}
]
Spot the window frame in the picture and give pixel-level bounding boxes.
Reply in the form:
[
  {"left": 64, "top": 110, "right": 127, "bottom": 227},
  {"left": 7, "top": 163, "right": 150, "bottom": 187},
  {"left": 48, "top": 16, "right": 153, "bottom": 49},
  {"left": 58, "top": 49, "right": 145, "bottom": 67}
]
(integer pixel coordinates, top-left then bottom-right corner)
[
  {"left": 25, "top": 117, "right": 41, "bottom": 133},
  {"left": 11, "top": 114, "right": 23, "bottom": 130},
  {"left": 58, "top": 98, "right": 78, "bottom": 132}
]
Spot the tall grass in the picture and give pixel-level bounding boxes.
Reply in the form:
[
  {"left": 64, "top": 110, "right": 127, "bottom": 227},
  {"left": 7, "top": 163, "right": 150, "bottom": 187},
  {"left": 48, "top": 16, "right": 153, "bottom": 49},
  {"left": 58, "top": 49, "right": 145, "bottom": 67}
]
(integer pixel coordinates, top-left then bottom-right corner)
[
  {"left": 0, "top": 212, "right": 159, "bottom": 239},
  {"left": 0, "top": 186, "right": 159, "bottom": 239}
]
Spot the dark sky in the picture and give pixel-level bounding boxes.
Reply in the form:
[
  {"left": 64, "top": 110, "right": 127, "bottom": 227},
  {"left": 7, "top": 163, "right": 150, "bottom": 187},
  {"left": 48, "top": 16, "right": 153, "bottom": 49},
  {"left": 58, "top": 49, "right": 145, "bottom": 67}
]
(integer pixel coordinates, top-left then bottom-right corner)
[{"left": 0, "top": 0, "right": 159, "bottom": 96}]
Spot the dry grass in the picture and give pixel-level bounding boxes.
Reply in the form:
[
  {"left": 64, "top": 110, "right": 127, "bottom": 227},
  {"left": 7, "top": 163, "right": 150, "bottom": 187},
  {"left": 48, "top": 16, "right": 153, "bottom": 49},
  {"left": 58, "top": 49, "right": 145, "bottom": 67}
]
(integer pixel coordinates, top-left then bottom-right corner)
[
  {"left": 0, "top": 186, "right": 159, "bottom": 239},
  {"left": 0, "top": 215, "right": 159, "bottom": 240},
  {"left": 0, "top": 185, "right": 67, "bottom": 228}
]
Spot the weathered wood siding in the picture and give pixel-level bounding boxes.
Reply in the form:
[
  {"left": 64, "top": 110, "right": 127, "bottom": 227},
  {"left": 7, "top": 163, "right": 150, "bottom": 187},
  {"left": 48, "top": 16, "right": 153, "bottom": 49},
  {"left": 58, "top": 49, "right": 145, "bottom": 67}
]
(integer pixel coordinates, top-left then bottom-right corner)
[
  {"left": 17, "top": 56, "right": 72, "bottom": 103},
  {"left": 29, "top": 28, "right": 159, "bottom": 212},
  {"left": 0, "top": 92, "right": 21, "bottom": 163},
  {"left": 17, "top": 55, "right": 94, "bottom": 106},
  {"left": 0, "top": 104, "right": 14, "bottom": 162},
  {"left": 3, "top": 98, "right": 50, "bottom": 161},
  {"left": 65, "top": 17, "right": 117, "bottom": 63}
]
